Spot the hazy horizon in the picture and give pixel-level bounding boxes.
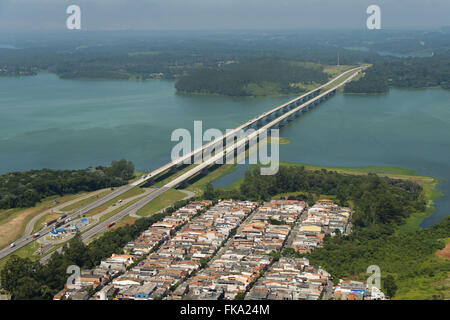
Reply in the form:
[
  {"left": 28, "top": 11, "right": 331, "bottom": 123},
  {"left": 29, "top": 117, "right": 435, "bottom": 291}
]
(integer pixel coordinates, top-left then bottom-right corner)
[{"left": 0, "top": 0, "right": 449, "bottom": 31}]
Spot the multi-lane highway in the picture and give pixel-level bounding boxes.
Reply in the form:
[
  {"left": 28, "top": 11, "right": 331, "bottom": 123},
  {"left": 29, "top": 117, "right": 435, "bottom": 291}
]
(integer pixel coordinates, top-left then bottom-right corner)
[{"left": 0, "top": 184, "right": 134, "bottom": 260}]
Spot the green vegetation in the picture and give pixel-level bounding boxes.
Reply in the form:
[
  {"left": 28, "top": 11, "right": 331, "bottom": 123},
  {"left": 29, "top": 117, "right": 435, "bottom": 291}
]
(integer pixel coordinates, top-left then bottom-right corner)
[
  {"left": 308, "top": 217, "right": 450, "bottom": 299},
  {"left": 345, "top": 57, "right": 450, "bottom": 94},
  {"left": 60, "top": 190, "right": 112, "bottom": 212},
  {"left": 208, "top": 165, "right": 425, "bottom": 227},
  {"left": 0, "top": 160, "right": 134, "bottom": 210},
  {"left": 136, "top": 189, "right": 187, "bottom": 217},
  {"left": 84, "top": 186, "right": 146, "bottom": 217},
  {"left": 268, "top": 137, "right": 291, "bottom": 145},
  {"left": 186, "top": 164, "right": 237, "bottom": 195},
  {"left": 175, "top": 58, "right": 330, "bottom": 97}
]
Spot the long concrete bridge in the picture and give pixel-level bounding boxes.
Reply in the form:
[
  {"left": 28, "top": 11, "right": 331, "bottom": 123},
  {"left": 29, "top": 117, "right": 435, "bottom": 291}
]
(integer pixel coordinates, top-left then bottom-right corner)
[
  {"left": 0, "top": 66, "right": 362, "bottom": 261},
  {"left": 130, "top": 67, "right": 361, "bottom": 187},
  {"left": 162, "top": 67, "right": 362, "bottom": 190}
]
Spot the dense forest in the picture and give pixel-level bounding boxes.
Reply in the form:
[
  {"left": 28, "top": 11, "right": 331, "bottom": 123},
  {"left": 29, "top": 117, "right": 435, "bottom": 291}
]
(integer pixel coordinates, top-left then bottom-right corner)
[
  {"left": 345, "top": 57, "right": 450, "bottom": 94},
  {"left": 307, "top": 216, "right": 449, "bottom": 298},
  {"left": 0, "top": 160, "right": 134, "bottom": 209},
  {"left": 0, "top": 30, "right": 382, "bottom": 80},
  {"left": 175, "top": 58, "right": 330, "bottom": 96},
  {"left": 206, "top": 166, "right": 425, "bottom": 227}
]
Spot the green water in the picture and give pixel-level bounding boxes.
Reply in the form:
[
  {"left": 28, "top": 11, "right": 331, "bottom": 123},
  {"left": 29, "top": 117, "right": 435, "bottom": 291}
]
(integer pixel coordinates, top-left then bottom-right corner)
[
  {"left": 0, "top": 73, "right": 290, "bottom": 173},
  {"left": 1, "top": 73, "right": 449, "bottom": 227}
]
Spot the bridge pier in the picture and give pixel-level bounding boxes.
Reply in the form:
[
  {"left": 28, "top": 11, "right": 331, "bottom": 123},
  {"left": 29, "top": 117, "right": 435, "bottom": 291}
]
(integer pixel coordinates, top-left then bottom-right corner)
[
  {"left": 179, "top": 180, "right": 189, "bottom": 189},
  {"left": 169, "top": 166, "right": 178, "bottom": 174}
]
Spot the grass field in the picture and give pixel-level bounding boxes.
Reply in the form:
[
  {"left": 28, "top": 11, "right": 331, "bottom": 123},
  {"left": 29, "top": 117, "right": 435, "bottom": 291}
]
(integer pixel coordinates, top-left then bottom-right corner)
[
  {"left": 268, "top": 137, "right": 291, "bottom": 145},
  {"left": 394, "top": 255, "right": 450, "bottom": 299},
  {"left": 186, "top": 164, "right": 237, "bottom": 195},
  {"left": 323, "top": 65, "right": 354, "bottom": 76},
  {"left": 154, "top": 164, "right": 197, "bottom": 187},
  {"left": 0, "top": 241, "right": 40, "bottom": 277},
  {"left": 32, "top": 212, "right": 61, "bottom": 234},
  {"left": 136, "top": 189, "right": 187, "bottom": 217}
]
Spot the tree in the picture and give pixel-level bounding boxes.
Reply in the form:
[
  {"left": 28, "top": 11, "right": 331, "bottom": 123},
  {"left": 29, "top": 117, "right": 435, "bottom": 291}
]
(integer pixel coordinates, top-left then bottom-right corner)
[
  {"left": 204, "top": 183, "right": 216, "bottom": 200},
  {"left": 234, "top": 291, "right": 246, "bottom": 300},
  {"left": 0, "top": 256, "right": 36, "bottom": 294},
  {"left": 383, "top": 275, "right": 398, "bottom": 298}
]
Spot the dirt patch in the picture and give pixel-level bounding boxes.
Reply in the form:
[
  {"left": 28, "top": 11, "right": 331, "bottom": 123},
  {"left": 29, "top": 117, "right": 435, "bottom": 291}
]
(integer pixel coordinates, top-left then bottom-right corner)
[
  {"left": 436, "top": 242, "right": 450, "bottom": 259},
  {"left": 0, "top": 208, "right": 36, "bottom": 248},
  {"left": 115, "top": 216, "right": 137, "bottom": 229},
  {"left": 86, "top": 206, "right": 107, "bottom": 217}
]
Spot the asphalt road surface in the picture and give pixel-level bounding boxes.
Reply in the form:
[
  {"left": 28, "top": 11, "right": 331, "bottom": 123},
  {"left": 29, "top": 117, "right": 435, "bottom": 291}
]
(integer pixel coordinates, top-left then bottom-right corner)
[{"left": 39, "top": 186, "right": 171, "bottom": 264}]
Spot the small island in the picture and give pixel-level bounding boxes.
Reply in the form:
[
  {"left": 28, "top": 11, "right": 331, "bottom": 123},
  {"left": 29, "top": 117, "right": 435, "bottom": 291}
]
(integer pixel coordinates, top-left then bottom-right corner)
[{"left": 175, "top": 58, "right": 330, "bottom": 97}]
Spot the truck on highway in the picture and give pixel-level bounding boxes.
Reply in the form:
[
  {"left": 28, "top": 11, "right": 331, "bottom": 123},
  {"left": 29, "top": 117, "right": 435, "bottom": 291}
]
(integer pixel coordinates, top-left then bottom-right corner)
[
  {"left": 32, "top": 232, "right": 40, "bottom": 239},
  {"left": 58, "top": 214, "right": 67, "bottom": 221},
  {"left": 107, "top": 222, "right": 116, "bottom": 229},
  {"left": 44, "top": 219, "right": 57, "bottom": 227},
  {"left": 54, "top": 221, "right": 64, "bottom": 228}
]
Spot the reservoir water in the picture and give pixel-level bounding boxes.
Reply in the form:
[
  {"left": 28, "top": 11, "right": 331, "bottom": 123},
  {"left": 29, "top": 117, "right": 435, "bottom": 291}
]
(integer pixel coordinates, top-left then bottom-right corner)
[{"left": 1, "top": 73, "right": 449, "bottom": 227}]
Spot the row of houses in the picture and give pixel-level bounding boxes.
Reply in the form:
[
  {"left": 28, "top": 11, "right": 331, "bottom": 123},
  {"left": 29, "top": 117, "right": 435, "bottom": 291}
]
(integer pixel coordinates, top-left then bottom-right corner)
[
  {"left": 173, "top": 200, "right": 306, "bottom": 300},
  {"left": 123, "top": 201, "right": 212, "bottom": 256},
  {"left": 247, "top": 257, "right": 331, "bottom": 300},
  {"left": 291, "top": 199, "right": 351, "bottom": 254},
  {"left": 112, "top": 200, "right": 258, "bottom": 300}
]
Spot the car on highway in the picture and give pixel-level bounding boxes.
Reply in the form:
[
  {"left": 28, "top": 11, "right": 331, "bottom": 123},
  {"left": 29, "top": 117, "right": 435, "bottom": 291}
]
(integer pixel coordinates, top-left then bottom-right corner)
[
  {"left": 32, "top": 232, "right": 40, "bottom": 239},
  {"left": 10, "top": 242, "right": 15, "bottom": 248}
]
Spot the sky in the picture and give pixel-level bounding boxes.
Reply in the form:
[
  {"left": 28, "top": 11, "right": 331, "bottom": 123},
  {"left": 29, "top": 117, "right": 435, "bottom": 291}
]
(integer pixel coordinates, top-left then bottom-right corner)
[{"left": 0, "top": 0, "right": 448, "bottom": 31}]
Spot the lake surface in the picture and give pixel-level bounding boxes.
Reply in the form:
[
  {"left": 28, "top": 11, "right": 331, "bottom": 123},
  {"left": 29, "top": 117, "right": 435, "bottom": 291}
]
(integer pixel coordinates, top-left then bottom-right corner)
[
  {"left": 1, "top": 73, "right": 449, "bottom": 227},
  {"left": 0, "top": 73, "right": 290, "bottom": 173}
]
